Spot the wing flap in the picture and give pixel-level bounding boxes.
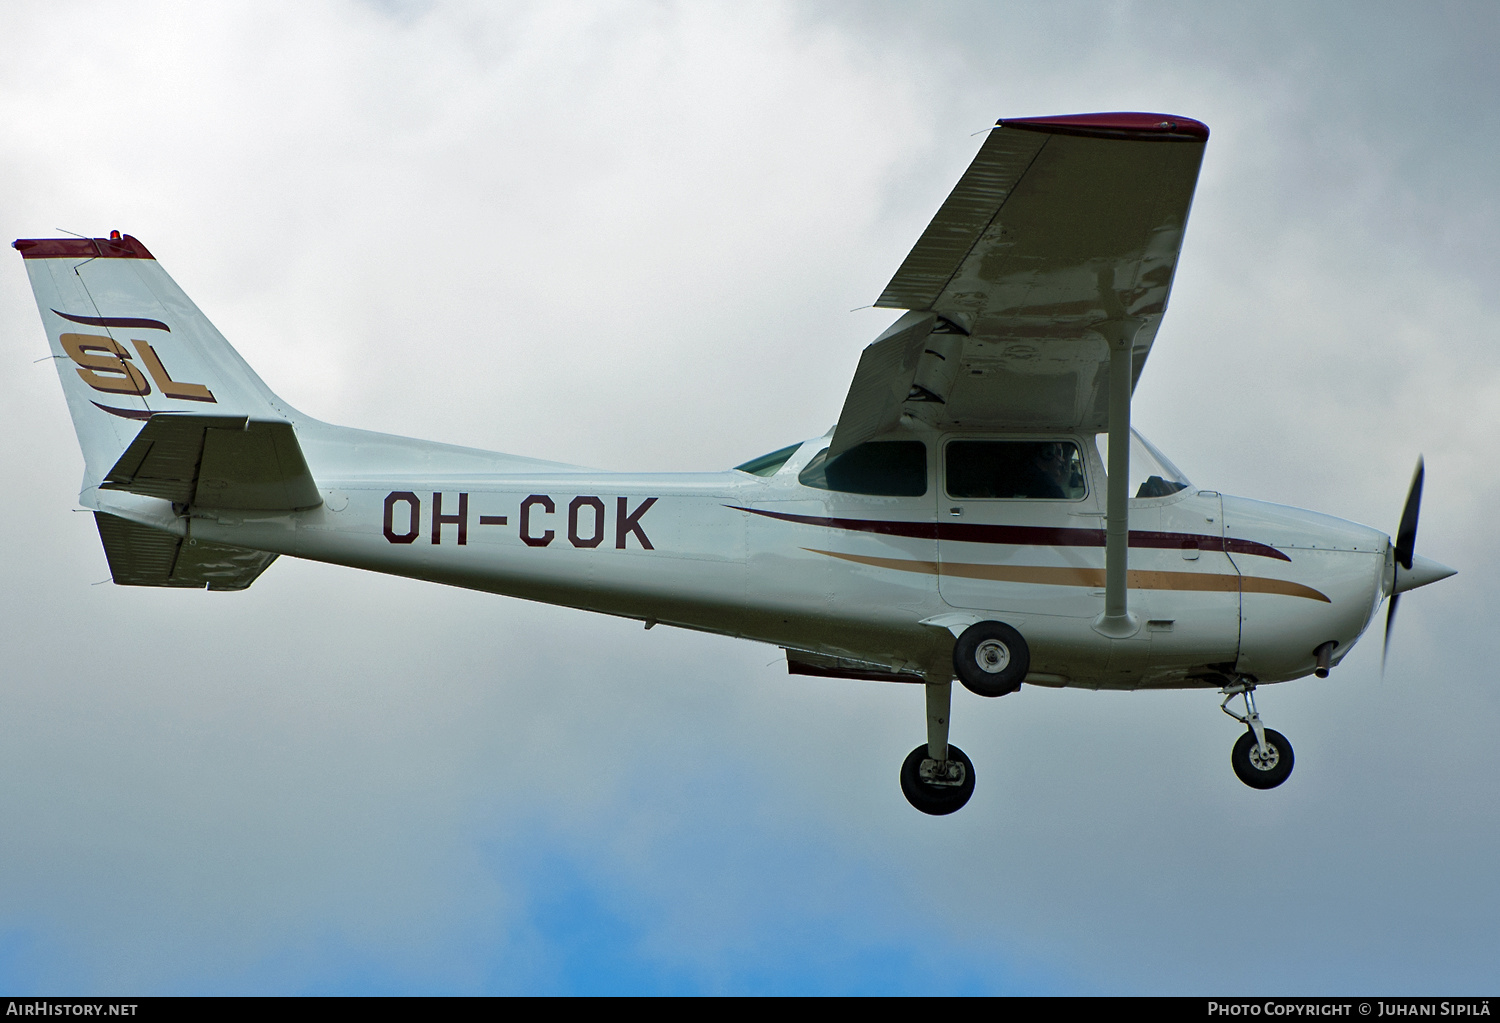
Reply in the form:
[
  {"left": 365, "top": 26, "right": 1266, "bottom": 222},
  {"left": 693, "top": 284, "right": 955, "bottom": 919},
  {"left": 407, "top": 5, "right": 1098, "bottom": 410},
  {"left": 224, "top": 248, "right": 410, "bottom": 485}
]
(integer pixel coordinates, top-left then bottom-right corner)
[
  {"left": 828, "top": 311, "right": 936, "bottom": 457},
  {"left": 785, "top": 650, "right": 924, "bottom": 684}
]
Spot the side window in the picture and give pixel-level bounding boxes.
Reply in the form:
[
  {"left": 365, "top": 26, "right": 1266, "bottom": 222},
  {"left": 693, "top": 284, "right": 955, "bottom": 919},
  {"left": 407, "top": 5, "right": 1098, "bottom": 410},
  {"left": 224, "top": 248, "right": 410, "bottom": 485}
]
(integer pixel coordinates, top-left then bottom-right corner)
[
  {"left": 798, "top": 441, "right": 927, "bottom": 497},
  {"left": 946, "top": 440, "right": 1087, "bottom": 500}
]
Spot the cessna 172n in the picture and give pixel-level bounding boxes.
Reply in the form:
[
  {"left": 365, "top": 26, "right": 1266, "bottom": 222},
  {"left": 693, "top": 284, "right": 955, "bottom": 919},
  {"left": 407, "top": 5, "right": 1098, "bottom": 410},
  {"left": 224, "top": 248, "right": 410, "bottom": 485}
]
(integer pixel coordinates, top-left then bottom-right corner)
[{"left": 16, "top": 111, "right": 1455, "bottom": 814}]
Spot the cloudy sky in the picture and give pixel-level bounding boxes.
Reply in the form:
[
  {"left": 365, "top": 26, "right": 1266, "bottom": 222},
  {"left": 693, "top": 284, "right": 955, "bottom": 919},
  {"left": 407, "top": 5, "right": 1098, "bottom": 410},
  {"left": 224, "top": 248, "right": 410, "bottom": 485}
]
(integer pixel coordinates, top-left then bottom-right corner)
[{"left": 2, "top": 0, "right": 1496, "bottom": 995}]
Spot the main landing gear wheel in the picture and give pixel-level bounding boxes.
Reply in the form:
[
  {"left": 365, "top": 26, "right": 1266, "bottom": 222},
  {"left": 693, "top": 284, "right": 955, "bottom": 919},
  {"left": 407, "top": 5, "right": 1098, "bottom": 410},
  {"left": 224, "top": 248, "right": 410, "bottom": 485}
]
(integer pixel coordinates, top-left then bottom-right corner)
[
  {"left": 900, "top": 743, "right": 975, "bottom": 815},
  {"left": 1231, "top": 728, "right": 1295, "bottom": 789},
  {"left": 952, "top": 621, "right": 1029, "bottom": 698}
]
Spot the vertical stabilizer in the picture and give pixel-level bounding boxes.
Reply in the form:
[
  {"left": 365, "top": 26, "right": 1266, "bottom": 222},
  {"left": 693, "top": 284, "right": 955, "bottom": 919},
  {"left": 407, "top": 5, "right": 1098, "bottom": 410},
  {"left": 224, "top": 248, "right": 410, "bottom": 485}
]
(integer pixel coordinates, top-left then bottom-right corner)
[{"left": 14, "top": 234, "right": 299, "bottom": 488}]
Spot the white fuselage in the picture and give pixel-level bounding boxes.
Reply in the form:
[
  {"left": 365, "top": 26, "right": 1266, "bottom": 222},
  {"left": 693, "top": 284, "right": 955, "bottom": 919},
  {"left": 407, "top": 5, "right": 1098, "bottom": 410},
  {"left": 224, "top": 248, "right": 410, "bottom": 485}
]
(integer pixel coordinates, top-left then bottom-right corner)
[{"left": 89, "top": 421, "right": 1390, "bottom": 692}]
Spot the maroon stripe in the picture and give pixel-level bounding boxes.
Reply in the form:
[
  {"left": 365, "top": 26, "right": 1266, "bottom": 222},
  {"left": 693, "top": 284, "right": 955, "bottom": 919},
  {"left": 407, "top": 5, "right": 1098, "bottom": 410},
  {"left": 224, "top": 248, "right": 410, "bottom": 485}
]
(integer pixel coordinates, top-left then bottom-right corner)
[
  {"left": 12, "top": 235, "right": 155, "bottom": 260},
  {"left": 1001, "top": 111, "right": 1209, "bottom": 142},
  {"left": 91, "top": 401, "right": 155, "bottom": 420},
  {"left": 731, "top": 506, "right": 937, "bottom": 541},
  {"left": 52, "top": 309, "right": 169, "bottom": 332},
  {"left": 729, "top": 505, "right": 1290, "bottom": 562},
  {"left": 1223, "top": 537, "right": 1290, "bottom": 560}
]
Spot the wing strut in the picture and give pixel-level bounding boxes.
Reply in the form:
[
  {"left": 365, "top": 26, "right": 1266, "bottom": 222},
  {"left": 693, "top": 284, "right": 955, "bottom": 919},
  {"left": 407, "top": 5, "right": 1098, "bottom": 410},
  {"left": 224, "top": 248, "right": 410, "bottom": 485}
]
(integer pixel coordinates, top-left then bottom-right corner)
[{"left": 1095, "top": 321, "right": 1142, "bottom": 638}]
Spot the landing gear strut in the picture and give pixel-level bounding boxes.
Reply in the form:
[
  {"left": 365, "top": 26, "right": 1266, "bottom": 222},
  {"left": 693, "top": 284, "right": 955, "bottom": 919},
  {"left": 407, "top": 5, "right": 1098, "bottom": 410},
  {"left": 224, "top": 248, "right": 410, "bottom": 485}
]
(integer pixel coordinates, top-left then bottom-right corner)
[
  {"left": 1221, "top": 683, "right": 1294, "bottom": 789},
  {"left": 900, "top": 678, "right": 975, "bottom": 814}
]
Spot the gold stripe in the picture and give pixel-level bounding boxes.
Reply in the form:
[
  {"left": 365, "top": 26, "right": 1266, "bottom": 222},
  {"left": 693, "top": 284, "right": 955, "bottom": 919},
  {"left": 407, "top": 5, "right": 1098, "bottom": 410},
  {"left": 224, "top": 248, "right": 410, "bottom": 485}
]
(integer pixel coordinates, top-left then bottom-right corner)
[
  {"left": 1240, "top": 576, "right": 1332, "bottom": 602},
  {"left": 806, "top": 549, "right": 939, "bottom": 574},
  {"left": 805, "top": 549, "right": 1330, "bottom": 602}
]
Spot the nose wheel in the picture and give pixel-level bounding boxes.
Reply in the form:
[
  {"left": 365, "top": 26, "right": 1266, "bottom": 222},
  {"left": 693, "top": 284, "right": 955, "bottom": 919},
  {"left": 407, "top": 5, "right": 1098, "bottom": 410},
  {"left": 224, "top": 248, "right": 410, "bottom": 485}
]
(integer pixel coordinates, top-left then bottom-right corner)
[
  {"left": 1221, "top": 683, "right": 1295, "bottom": 789},
  {"left": 1231, "top": 728, "right": 1294, "bottom": 789}
]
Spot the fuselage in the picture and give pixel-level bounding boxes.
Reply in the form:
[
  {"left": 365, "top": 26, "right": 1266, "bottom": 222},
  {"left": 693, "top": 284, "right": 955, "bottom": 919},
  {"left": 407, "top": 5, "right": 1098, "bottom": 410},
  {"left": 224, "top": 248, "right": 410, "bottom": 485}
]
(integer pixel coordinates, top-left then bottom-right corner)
[{"left": 90, "top": 419, "right": 1392, "bottom": 692}]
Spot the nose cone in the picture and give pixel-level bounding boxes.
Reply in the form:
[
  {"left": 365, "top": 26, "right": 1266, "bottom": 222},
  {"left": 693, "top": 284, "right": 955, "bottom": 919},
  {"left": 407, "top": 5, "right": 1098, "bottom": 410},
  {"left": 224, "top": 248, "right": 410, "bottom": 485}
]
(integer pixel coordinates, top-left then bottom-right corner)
[{"left": 1393, "top": 553, "right": 1457, "bottom": 595}]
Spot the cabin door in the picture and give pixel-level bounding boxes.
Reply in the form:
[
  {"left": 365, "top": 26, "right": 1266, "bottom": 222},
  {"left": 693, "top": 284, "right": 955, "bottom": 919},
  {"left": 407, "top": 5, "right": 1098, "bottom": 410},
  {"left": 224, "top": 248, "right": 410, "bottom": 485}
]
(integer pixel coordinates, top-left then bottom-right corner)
[{"left": 935, "top": 435, "right": 1104, "bottom": 619}]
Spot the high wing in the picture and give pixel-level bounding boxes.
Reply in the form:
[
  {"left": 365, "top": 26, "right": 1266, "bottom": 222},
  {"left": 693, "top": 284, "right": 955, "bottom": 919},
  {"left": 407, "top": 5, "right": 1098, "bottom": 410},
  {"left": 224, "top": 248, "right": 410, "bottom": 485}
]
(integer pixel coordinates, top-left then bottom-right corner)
[{"left": 831, "top": 112, "right": 1208, "bottom": 455}]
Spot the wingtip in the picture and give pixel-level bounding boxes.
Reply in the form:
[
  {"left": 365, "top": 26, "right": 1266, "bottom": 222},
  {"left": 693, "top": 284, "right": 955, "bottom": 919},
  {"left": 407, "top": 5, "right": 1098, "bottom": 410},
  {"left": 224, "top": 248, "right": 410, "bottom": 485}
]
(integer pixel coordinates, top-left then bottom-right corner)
[{"left": 999, "top": 112, "right": 1209, "bottom": 142}]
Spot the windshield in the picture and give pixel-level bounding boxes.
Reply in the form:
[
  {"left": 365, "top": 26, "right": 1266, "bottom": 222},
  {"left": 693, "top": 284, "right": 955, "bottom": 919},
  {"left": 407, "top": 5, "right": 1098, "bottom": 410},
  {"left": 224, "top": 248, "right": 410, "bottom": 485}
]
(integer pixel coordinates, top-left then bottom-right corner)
[{"left": 1093, "top": 430, "right": 1191, "bottom": 499}]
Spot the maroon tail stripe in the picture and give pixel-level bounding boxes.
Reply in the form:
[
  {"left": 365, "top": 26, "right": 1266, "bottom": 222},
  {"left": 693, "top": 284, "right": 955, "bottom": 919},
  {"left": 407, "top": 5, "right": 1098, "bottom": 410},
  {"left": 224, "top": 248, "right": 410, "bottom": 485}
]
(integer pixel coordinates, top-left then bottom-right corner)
[
  {"left": 53, "top": 309, "right": 169, "bottom": 332},
  {"left": 729, "top": 506, "right": 1291, "bottom": 562},
  {"left": 12, "top": 236, "right": 155, "bottom": 260},
  {"left": 91, "top": 401, "right": 155, "bottom": 420}
]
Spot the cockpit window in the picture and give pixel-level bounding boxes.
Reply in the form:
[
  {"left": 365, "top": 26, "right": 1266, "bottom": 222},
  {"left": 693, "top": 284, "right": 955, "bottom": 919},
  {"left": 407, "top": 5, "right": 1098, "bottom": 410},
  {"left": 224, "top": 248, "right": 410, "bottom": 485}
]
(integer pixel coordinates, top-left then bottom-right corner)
[
  {"left": 734, "top": 442, "right": 802, "bottom": 477},
  {"left": 1094, "top": 430, "right": 1192, "bottom": 498},
  {"left": 945, "top": 440, "right": 1087, "bottom": 500},
  {"left": 798, "top": 441, "right": 927, "bottom": 496}
]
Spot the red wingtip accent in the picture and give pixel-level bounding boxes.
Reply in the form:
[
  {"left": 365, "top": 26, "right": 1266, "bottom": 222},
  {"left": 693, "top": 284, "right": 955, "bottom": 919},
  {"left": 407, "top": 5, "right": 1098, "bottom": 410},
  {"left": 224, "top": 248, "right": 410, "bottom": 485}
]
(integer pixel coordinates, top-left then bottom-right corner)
[
  {"left": 11, "top": 234, "right": 156, "bottom": 260},
  {"left": 1000, "top": 112, "right": 1209, "bottom": 142}
]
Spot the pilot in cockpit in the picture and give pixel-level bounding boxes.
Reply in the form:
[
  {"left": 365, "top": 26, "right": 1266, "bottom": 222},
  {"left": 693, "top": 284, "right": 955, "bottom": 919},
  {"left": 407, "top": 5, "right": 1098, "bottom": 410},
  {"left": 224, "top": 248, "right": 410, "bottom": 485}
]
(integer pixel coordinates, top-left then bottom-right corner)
[{"left": 1022, "top": 441, "right": 1072, "bottom": 499}]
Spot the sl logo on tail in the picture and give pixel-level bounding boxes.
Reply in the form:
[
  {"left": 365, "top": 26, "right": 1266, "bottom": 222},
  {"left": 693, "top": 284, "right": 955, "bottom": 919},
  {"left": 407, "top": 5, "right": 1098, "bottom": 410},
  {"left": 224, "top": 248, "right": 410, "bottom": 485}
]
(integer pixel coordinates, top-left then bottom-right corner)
[{"left": 54, "top": 310, "right": 215, "bottom": 403}]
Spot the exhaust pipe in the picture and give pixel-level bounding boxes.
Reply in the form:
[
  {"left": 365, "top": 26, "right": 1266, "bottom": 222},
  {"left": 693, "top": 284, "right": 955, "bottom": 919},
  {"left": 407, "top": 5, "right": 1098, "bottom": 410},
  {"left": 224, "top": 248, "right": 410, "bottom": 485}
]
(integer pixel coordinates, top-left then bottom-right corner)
[{"left": 1313, "top": 641, "right": 1336, "bottom": 679}]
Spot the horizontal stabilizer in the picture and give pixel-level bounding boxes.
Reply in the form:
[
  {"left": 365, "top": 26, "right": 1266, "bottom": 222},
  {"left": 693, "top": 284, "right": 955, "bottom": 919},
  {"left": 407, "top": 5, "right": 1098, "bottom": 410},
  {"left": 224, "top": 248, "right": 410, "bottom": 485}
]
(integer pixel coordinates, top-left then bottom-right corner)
[
  {"left": 94, "top": 512, "right": 278, "bottom": 590},
  {"left": 102, "top": 415, "right": 321, "bottom": 510}
]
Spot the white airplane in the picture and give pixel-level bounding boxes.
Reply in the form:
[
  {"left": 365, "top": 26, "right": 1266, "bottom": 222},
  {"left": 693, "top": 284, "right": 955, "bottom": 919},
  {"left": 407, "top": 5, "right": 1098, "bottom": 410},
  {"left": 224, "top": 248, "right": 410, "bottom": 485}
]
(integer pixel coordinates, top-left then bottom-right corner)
[{"left": 15, "top": 111, "right": 1455, "bottom": 814}]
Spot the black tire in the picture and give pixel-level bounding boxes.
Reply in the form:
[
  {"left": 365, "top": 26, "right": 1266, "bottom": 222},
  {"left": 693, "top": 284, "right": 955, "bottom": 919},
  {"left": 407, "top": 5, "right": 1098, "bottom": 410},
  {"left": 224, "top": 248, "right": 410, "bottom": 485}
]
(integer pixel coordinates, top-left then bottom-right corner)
[
  {"left": 952, "top": 621, "right": 1029, "bottom": 697},
  {"left": 899, "top": 743, "right": 976, "bottom": 815},
  {"left": 1231, "top": 728, "right": 1295, "bottom": 789}
]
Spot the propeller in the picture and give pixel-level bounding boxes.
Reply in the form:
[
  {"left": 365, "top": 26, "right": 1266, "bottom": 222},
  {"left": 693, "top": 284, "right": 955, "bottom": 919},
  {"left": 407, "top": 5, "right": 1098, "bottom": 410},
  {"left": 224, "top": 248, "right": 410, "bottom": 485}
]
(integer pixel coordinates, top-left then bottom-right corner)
[{"left": 1383, "top": 457, "right": 1424, "bottom": 672}]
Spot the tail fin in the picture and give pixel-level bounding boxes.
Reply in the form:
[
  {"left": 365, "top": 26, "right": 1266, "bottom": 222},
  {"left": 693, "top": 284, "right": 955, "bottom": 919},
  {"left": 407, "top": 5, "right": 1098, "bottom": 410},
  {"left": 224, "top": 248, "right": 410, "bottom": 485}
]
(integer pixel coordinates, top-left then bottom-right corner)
[{"left": 13, "top": 234, "right": 298, "bottom": 488}]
